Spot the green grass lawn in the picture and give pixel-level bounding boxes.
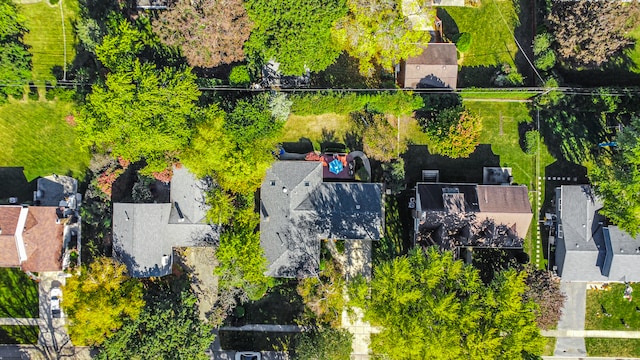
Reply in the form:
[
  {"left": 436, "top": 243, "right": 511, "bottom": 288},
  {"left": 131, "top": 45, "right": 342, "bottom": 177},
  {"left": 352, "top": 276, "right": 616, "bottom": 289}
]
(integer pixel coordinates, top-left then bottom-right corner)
[
  {"left": 0, "top": 98, "right": 89, "bottom": 180},
  {"left": 460, "top": 90, "right": 537, "bottom": 100},
  {"left": 20, "top": 0, "right": 79, "bottom": 84},
  {"left": 586, "top": 338, "right": 640, "bottom": 358},
  {"left": 467, "top": 101, "right": 555, "bottom": 267},
  {"left": 0, "top": 268, "right": 39, "bottom": 318},
  {"left": 0, "top": 326, "right": 40, "bottom": 344},
  {"left": 586, "top": 283, "right": 640, "bottom": 330},
  {"left": 439, "top": 0, "right": 521, "bottom": 85}
]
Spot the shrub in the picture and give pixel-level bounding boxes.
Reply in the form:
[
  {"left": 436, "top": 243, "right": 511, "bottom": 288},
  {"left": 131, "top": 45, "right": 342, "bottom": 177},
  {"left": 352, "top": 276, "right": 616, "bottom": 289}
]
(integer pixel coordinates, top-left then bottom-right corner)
[
  {"left": 535, "top": 50, "right": 556, "bottom": 71},
  {"left": 28, "top": 83, "right": 39, "bottom": 101},
  {"left": 455, "top": 33, "right": 472, "bottom": 53},
  {"left": 290, "top": 92, "right": 423, "bottom": 116},
  {"left": 533, "top": 33, "right": 553, "bottom": 56},
  {"left": 424, "top": 107, "right": 482, "bottom": 158},
  {"left": 268, "top": 92, "right": 292, "bottom": 121},
  {"left": 229, "top": 65, "right": 251, "bottom": 87},
  {"left": 524, "top": 130, "right": 540, "bottom": 155}
]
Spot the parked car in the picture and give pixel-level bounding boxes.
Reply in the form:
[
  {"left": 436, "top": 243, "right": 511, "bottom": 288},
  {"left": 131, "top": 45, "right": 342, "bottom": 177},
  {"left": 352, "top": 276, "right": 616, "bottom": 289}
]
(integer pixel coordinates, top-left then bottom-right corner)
[
  {"left": 50, "top": 287, "right": 62, "bottom": 318},
  {"left": 235, "top": 352, "right": 260, "bottom": 360}
]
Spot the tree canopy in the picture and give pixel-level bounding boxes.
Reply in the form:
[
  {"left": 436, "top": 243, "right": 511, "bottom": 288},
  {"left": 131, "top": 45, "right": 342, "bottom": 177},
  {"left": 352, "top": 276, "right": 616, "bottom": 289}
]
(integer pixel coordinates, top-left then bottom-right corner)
[
  {"left": 153, "top": 0, "right": 252, "bottom": 68},
  {"left": 97, "top": 290, "right": 213, "bottom": 360},
  {"left": 421, "top": 106, "right": 482, "bottom": 158},
  {"left": 0, "top": 0, "right": 31, "bottom": 100},
  {"left": 333, "top": 0, "right": 431, "bottom": 75},
  {"left": 63, "top": 257, "right": 145, "bottom": 346},
  {"left": 589, "top": 117, "right": 640, "bottom": 236},
  {"left": 295, "top": 327, "right": 353, "bottom": 360},
  {"left": 244, "top": 0, "right": 347, "bottom": 75},
  {"left": 349, "top": 248, "right": 545, "bottom": 359}
]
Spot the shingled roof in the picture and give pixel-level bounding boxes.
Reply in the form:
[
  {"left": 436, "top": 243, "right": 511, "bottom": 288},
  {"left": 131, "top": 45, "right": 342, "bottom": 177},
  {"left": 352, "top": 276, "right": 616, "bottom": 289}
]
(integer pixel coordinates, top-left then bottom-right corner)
[
  {"left": 398, "top": 44, "right": 458, "bottom": 89},
  {"left": 260, "top": 161, "right": 383, "bottom": 278},
  {"left": 415, "top": 183, "right": 532, "bottom": 249},
  {"left": 113, "top": 166, "right": 218, "bottom": 277}
]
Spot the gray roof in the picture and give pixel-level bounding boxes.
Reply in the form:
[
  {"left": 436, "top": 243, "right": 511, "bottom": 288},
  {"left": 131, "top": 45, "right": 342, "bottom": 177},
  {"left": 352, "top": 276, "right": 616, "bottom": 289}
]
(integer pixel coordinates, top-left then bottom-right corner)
[
  {"left": 112, "top": 167, "right": 218, "bottom": 277},
  {"left": 555, "top": 185, "right": 640, "bottom": 282},
  {"left": 260, "top": 161, "right": 383, "bottom": 278}
]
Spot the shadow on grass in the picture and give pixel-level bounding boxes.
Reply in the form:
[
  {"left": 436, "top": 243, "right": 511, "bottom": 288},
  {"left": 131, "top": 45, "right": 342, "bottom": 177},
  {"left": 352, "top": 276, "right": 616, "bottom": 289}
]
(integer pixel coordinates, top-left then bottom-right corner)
[
  {"left": 401, "top": 144, "right": 501, "bottom": 187},
  {"left": 226, "top": 280, "right": 305, "bottom": 327},
  {"left": 373, "top": 197, "right": 412, "bottom": 265},
  {"left": 0, "top": 269, "right": 39, "bottom": 318}
]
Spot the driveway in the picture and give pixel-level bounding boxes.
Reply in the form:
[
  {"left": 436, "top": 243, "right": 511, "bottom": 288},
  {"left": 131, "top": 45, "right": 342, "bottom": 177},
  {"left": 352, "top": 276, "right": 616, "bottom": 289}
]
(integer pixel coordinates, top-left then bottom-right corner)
[
  {"left": 554, "top": 282, "right": 587, "bottom": 357},
  {"left": 37, "top": 272, "right": 73, "bottom": 357}
]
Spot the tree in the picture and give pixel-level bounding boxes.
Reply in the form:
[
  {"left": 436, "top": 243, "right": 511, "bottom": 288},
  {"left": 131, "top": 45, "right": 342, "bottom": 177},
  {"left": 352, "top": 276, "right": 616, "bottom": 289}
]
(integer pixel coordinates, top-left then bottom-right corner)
[
  {"left": 153, "top": 0, "right": 252, "bottom": 68},
  {"left": 63, "top": 257, "right": 145, "bottom": 346},
  {"left": 78, "top": 60, "right": 200, "bottom": 174},
  {"left": 297, "top": 260, "right": 346, "bottom": 327},
  {"left": 589, "top": 117, "right": 640, "bottom": 236},
  {"left": 349, "top": 248, "right": 545, "bottom": 359},
  {"left": 181, "top": 96, "right": 282, "bottom": 195},
  {"left": 0, "top": 0, "right": 31, "bottom": 100},
  {"left": 422, "top": 106, "right": 482, "bottom": 158},
  {"left": 350, "top": 111, "right": 406, "bottom": 162},
  {"left": 547, "top": 0, "right": 640, "bottom": 67},
  {"left": 295, "top": 328, "right": 353, "bottom": 360},
  {"left": 524, "top": 267, "right": 566, "bottom": 330},
  {"left": 333, "top": 0, "right": 432, "bottom": 75},
  {"left": 244, "top": 0, "right": 347, "bottom": 75},
  {"left": 97, "top": 290, "right": 214, "bottom": 360}
]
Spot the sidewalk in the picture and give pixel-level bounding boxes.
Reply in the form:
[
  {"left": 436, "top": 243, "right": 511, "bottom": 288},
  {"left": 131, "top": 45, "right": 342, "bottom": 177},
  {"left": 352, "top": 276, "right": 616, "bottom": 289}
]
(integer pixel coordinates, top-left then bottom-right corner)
[
  {"left": 554, "top": 282, "right": 588, "bottom": 357},
  {"left": 543, "top": 330, "right": 640, "bottom": 338}
]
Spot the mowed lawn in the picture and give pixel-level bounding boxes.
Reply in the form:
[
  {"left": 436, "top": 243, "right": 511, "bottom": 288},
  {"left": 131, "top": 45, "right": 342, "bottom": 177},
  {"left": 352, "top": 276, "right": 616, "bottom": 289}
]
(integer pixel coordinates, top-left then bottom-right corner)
[
  {"left": 0, "top": 99, "right": 89, "bottom": 180},
  {"left": 586, "top": 338, "right": 640, "bottom": 358},
  {"left": 440, "top": 0, "right": 519, "bottom": 68},
  {"left": 586, "top": 283, "right": 640, "bottom": 330},
  {"left": 0, "top": 268, "right": 39, "bottom": 318},
  {"left": 20, "top": 0, "right": 79, "bottom": 83}
]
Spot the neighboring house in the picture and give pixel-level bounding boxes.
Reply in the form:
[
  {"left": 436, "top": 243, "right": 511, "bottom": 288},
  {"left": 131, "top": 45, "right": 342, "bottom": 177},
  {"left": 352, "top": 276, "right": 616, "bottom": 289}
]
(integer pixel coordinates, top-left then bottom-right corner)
[
  {"left": 260, "top": 161, "right": 384, "bottom": 278},
  {"left": 414, "top": 183, "right": 532, "bottom": 250},
  {"left": 554, "top": 185, "right": 640, "bottom": 282},
  {"left": 113, "top": 166, "right": 218, "bottom": 277},
  {"left": 0, "top": 172, "right": 81, "bottom": 272},
  {"left": 397, "top": 43, "right": 459, "bottom": 89}
]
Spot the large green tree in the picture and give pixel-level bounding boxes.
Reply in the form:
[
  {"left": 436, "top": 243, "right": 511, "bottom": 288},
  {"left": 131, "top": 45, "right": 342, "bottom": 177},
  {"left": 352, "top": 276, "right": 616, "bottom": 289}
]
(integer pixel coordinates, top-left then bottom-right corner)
[
  {"left": 244, "top": 0, "right": 347, "bottom": 75},
  {"left": 333, "top": 0, "right": 431, "bottom": 75},
  {"left": 589, "top": 117, "right": 640, "bottom": 236},
  {"left": 63, "top": 257, "right": 145, "bottom": 346},
  {"left": 97, "top": 290, "right": 213, "bottom": 360},
  {"left": 350, "top": 248, "right": 545, "bottom": 359},
  {"left": 422, "top": 106, "right": 482, "bottom": 158},
  {"left": 0, "top": 0, "right": 31, "bottom": 100}
]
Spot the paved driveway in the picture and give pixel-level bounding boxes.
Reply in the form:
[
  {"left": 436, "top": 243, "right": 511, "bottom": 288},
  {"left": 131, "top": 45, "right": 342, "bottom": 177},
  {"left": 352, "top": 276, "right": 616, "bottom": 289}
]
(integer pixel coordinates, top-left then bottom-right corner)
[
  {"left": 37, "top": 272, "right": 73, "bottom": 357},
  {"left": 554, "top": 282, "right": 587, "bottom": 356}
]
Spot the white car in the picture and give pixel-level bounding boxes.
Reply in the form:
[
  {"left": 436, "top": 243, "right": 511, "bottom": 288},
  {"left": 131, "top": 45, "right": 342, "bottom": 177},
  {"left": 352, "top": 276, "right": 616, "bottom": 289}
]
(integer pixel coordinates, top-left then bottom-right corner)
[
  {"left": 235, "top": 352, "right": 260, "bottom": 360},
  {"left": 50, "top": 288, "right": 62, "bottom": 318}
]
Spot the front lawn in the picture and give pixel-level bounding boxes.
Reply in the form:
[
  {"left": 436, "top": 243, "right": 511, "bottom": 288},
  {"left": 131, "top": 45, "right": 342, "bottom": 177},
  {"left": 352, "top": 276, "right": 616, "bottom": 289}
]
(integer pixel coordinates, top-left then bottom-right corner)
[
  {"left": 586, "top": 338, "right": 640, "bottom": 358},
  {"left": 0, "top": 98, "right": 89, "bottom": 180},
  {"left": 20, "top": 0, "right": 79, "bottom": 84},
  {"left": 0, "top": 326, "right": 39, "bottom": 344},
  {"left": 586, "top": 283, "right": 640, "bottom": 331},
  {"left": 0, "top": 268, "right": 39, "bottom": 318}
]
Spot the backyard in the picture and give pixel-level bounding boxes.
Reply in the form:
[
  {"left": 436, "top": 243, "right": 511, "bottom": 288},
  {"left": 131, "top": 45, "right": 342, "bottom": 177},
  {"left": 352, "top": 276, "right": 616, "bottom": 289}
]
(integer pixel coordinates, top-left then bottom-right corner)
[
  {"left": 0, "top": 98, "right": 89, "bottom": 180},
  {"left": 20, "top": 0, "right": 79, "bottom": 85},
  {"left": 0, "top": 268, "right": 39, "bottom": 319}
]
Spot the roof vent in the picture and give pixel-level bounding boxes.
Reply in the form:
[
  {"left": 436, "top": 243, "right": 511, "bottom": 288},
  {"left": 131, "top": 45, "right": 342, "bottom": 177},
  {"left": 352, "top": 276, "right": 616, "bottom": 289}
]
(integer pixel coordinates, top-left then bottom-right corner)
[
  {"left": 621, "top": 248, "right": 624, "bottom": 253},
  {"left": 356, "top": 204, "right": 361, "bottom": 210},
  {"left": 282, "top": 187, "right": 288, "bottom": 193},
  {"left": 575, "top": 243, "right": 579, "bottom": 248},
  {"left": 174, "top": 202, "right": 185, "bottom": 222},
  {"left": 270, "top": 180, "right": 276, "bottom": 186},
  {"left": 161, "top": 254, "right": 170, "bottom": 267},
  {"left": 125, "top": 211, "right": 130, "bottom": 221},
  {"left": 304, "top": 181, "right": 310, "bottom": 187}
]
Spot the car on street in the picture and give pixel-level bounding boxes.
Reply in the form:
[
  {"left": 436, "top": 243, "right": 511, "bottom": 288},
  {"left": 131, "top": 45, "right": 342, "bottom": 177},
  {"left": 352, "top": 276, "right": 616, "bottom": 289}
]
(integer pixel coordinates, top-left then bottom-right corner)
[
  {"left": 50, "top": 287, "right": 62, "bottom": 318},
  {"left": 235, "top": 352, "right": 260, "bottom": 360}
]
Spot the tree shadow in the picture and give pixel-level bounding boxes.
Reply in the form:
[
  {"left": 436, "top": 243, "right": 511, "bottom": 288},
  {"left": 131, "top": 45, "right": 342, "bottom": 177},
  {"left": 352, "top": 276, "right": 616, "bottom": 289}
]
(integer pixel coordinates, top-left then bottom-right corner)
[
  {"left": 401, "top": 144, "right": 501, "bottom": 187},
  {"left": 436, "top": 8, "right": 459, "bottom": 40},
  {"left": 458, "top": 65, "right": 501, "bottom": 88}
]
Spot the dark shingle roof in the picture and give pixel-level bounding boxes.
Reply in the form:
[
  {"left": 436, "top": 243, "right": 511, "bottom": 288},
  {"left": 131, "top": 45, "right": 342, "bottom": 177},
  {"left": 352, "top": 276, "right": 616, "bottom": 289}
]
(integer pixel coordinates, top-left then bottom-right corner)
[
  {"left": 112, "top": 167, "right": 218, "bottom": 277},
  {"left": 260, "top": 161, "right": 383, "bottom": 278}
]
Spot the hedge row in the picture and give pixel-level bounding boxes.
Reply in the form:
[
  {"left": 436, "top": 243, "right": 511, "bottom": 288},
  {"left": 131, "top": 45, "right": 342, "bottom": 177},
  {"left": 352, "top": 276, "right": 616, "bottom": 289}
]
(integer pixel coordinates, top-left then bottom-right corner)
[{"left": 290, "top": 91, "right": 424, "bottom": 116}]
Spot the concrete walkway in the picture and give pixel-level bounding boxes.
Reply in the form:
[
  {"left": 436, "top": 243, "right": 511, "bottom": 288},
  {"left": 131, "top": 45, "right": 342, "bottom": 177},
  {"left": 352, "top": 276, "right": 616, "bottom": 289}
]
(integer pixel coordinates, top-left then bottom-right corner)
[
  {"left": 544, "top": 329, "right": 640, "bottom": 338},
  {"left": 0, "top": 345, "right": 93, "bottom": 360},
  {"left": 218, "top": 324, "right": 304, "bottom": 332},
  {"left": 554, "top": 282, "right": 588, "bottom": 357},
  {"left": 0, "top": 318, "right": 43, "bottom": 326}
]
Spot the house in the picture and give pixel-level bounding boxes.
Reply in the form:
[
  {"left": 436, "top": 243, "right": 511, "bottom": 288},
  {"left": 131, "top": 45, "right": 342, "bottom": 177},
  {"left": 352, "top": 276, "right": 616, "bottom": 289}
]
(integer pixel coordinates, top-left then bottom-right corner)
[
  {"left": 414, "top": 183, "right": 532, "bottom": 250},
  {"left": 260, "top": 161, "right": 384, "bottom": 278},
  {"left": 398, "top": 43, "right": 459, "bottom": 89},
  {"left": 554, "top": 185, "right": 640, "bottom": 282},
  {"left": 0, "top": 172, "right": 81, "bottom": 272},
  {"left": 112, "top": 166, "right": 218, "bottom": 277}
]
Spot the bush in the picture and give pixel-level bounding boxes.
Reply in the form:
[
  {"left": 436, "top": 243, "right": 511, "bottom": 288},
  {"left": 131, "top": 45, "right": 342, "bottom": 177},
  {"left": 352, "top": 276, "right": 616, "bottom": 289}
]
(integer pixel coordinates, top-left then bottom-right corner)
[
  {"left": 535, "top": 50, "right": 556, "bottom": 71},
  {"left": 533, "top": 33, "right": 553, "bottom": 56},
  {"left": 455, "top": 33, "right": 472, "bottom": 53},
  {"left": 27, "top": 83, "right": 39, "bottom": 101},
  {"left": 268, "top": 92, "right": 292, "bottom": 121},
  {"left": 524, "top": 130, "right": 540, "bottom": 155},
  {"left": 229, "top": 65, "right": 251, "bottom": 87}
]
